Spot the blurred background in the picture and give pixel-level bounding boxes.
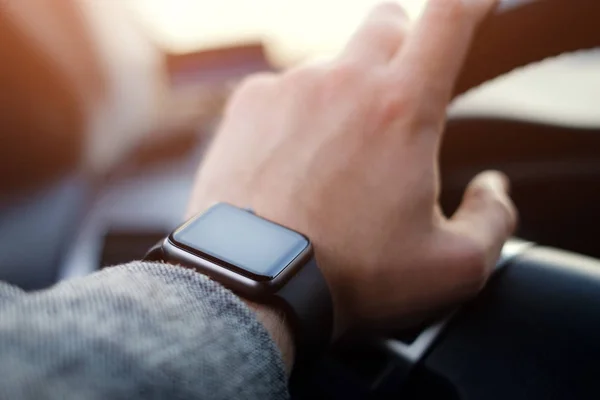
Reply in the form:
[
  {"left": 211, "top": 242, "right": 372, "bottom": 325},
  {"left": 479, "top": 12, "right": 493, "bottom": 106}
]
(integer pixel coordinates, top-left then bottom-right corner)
[
  {"left": 0, "top": 0, "right": 599, "bottom": 291},
  {"left": 129, "top": 0, "right": 600, "bottom": 126},
  {"left": 129, "top": 0, "right": 428, "bottom": 61}
]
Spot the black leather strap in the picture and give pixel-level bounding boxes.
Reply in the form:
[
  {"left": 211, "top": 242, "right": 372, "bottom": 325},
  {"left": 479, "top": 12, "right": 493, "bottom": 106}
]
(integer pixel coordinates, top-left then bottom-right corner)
[{"left": 274, "top": 255, "right": 334, "bottom": 365}]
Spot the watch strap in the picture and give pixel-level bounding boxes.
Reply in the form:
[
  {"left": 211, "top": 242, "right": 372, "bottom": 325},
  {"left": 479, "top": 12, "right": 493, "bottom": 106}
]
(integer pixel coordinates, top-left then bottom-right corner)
[
  {"left": 144, "top": 240, "right": 165, "bottom": 262},
  {"left": 143, "top": 239, "right": 334, "bottom": 367},
  {"left": 274, "top": 254, "right": 333, "bottom": 365}
]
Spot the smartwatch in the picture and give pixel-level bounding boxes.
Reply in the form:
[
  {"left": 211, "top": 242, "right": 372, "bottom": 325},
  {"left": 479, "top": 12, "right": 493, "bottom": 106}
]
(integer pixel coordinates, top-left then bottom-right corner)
[{"left": 144, "top": 202, "right": 333, "bottom": 361}]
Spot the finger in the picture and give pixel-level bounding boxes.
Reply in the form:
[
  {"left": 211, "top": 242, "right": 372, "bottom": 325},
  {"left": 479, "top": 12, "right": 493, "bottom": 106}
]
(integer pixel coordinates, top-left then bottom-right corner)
[
  {"left": 390, "top": 0, "right": 498, "bottom": 112},
  {"left": 450, "top": 170, "right": 518, "bottom": 263},
  {"left": 225, "top": 72, "right": 278, "bottom": 115},
  {"left": 340, "top": 2, "right": 410, "bottom": 67}
]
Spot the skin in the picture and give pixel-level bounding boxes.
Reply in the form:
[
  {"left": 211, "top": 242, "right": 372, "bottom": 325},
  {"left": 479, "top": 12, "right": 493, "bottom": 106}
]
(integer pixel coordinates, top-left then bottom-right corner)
[{"left": 186, "top": 0, "right": 517, "bottom": 372}]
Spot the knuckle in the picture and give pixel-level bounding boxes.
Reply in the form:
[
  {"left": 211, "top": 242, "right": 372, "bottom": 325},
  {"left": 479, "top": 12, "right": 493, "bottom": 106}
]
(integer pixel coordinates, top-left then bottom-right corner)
[
  {"left": 281, "top": 65, "right": 322, "bottom": 89},
  {"left": 237, "top": 73, "right": 277, "bottom": 93},
  {"left": 315, "top": 62, "right": 365, "bottom": 101},
  {"left": 377, "top": 92, "right": 410, "bottom": 119},
  {"left": 225, "top": 73, "right": 277, "bottom": 114},
  {"left": 325, "top": 62, "right": 363, "bottom": 87},
  {"left": 374, "top": 88, "right": 420, "bottom": 130},
  {"left": 229, "top": 73, "right": 276, "bottom": 104}
]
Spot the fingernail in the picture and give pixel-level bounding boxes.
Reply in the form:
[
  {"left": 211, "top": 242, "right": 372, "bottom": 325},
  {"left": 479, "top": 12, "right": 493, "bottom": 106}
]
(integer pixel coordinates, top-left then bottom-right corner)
[{"left": 485, "top": 171, "right": 509, "bottom": 194}]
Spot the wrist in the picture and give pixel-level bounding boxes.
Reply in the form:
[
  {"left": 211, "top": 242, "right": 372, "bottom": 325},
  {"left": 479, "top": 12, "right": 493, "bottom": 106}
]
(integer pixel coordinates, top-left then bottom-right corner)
[
  {"left": 153, "top": 203, "right": 333, "bottom": 371},
  {"left": 243, "top": 299, "right": 295, "bottom": 374}
]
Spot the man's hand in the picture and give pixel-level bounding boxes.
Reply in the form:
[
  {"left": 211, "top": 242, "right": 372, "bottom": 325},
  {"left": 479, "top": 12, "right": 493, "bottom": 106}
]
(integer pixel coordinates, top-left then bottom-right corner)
[{"left": 188, "top": 0, "right": 516, "bottom": 345}]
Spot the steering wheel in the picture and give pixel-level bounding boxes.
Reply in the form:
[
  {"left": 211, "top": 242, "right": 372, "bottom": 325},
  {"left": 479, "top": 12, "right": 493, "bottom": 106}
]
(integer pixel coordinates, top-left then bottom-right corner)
[
  {"left": 291, "top": 1, "right": 600, "bottom": 399},
  {"left": 456, "top": 0, "right": 600, "bottom": 96}
]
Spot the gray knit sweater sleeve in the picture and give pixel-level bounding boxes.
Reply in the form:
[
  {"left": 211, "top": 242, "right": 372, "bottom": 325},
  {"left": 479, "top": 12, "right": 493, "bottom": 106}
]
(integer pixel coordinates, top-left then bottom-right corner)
[{"left": 0, "top": 262, "right": 289, "bottom": 400}]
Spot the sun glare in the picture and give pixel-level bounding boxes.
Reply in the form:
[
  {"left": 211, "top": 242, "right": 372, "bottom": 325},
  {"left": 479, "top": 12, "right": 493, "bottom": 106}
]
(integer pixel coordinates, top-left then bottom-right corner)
[{"left": 127, "top": 0, "right": 427, "bottom": 64}]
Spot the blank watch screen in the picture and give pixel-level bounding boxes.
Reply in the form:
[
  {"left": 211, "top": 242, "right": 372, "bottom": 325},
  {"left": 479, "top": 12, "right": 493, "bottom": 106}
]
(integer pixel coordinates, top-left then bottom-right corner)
[{"left": 171, "top": 203, "right": 309, "bottom": 279}]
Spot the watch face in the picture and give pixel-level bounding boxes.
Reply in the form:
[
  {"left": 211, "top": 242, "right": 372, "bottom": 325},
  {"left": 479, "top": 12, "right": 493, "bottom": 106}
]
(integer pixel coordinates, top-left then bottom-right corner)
[{"left": 170, "top": 203, "right": 309, "bottom": 281}]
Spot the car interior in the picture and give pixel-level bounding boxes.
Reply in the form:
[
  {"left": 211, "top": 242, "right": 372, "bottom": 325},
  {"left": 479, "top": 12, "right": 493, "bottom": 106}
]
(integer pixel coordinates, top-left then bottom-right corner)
[{"left": 1, "top": 0, "right": 599, "bottom": 398}]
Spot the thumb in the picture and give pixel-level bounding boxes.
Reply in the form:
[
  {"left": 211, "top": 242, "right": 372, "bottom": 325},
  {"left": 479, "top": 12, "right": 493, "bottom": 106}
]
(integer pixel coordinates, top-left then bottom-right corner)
[{"left": 450, "top": 170, "right": 518, "bottom": 265}]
